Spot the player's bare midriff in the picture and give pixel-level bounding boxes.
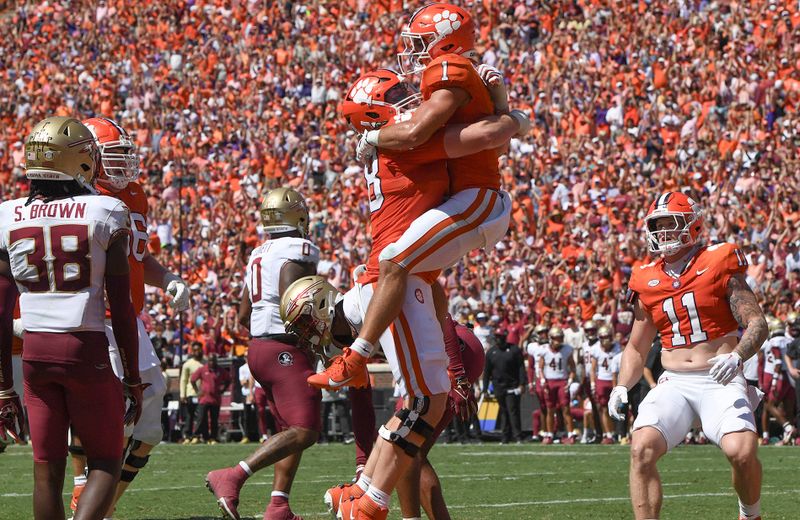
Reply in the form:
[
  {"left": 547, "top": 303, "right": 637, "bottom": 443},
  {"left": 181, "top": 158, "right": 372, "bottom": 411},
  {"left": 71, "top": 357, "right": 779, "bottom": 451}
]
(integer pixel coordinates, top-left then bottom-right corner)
[{"left": 660, "top": 333, "right": 739, "bottom": 372}]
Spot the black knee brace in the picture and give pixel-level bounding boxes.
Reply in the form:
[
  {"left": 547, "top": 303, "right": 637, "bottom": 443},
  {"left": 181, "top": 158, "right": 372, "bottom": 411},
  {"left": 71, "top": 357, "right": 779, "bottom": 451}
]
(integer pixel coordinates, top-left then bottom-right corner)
[
  {"left": 378, "top": 397, "right": 434, "bottom": 457},
  {"left": 120, "top": 440, "right": 150, "bottom": 483},
  {"left": 68, "top": 444, "right": 85, "bottom": 457}
]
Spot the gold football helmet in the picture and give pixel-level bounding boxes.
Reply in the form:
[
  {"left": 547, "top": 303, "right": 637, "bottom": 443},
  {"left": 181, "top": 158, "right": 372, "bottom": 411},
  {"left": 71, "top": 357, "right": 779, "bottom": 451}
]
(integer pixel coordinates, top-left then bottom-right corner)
[
  {"left": 260, "top": 187, "right": 309, "bottom": 237},
  {"left": 280, "top": 275, "right": 339, "bottom": 348},
  {"left": 548, "top": 326, "right": 564, "bottom": 341},
  {"left": 766, "top": 316, "right": 784, "bottom": 337},
  {"left": 25, "top": 116, "right": 98, "bottom": 191},
  {"left": 534, "top": 324, "right": 549, "bottom": 337}
]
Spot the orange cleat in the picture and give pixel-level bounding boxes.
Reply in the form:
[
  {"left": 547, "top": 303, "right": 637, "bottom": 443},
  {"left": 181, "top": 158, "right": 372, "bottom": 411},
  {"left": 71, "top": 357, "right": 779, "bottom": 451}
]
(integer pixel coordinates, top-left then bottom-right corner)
[
  {"left": 70, "top": 484, "right": 84, "bottom": 512},
  {"left": 338, "top": 495, "right": 388, "bottom": 520},
  {"left": 324, "top": 483, "right": 364, "bottom": 517},
  {"left": 308, "top": 348, "right": 369, "bottom": 390}
]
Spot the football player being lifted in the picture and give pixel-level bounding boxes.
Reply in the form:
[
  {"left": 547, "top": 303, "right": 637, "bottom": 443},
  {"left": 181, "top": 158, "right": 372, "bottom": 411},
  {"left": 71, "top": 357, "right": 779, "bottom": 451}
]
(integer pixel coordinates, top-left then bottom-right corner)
[
  {"left": 316, "top": 68, "right": 525, "bottom": 520},
  {"left": 610, "top": 192, "right": 767, "bottom": 520},
  {"left": 206, "top": 189, "right": 325, "bottom": 520},
  {"left": 67, "top": 117, "right": 191, "bottom": 516},
  {"left": 311, "top": 3, "right": 526, "bottom": 397},
  {"left": 0, "top": 116, "right": 142, "bottom": 520}
]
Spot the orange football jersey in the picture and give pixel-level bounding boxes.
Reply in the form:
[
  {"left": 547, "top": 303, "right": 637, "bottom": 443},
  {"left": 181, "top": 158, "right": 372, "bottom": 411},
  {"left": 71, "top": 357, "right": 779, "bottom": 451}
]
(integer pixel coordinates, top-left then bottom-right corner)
[
  {"left": 357, "top": 131, "right": 449, "bottom": 285},
  {"left": 421, "top": 54, "right": 500, "bottom": 193},
  {"left": 99, "top": 181, "right": 148, "bottom": 313},
  {"left": 627, "top": 243, "right": 748, "bottom": 350}
]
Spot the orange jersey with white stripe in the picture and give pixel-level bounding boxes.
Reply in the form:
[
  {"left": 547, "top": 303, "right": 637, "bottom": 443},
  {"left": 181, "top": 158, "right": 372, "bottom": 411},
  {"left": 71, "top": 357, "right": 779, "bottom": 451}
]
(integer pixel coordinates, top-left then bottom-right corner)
[
  {"left": 99, "top": 181, "right": 148, "bottom": 313},
  {"left": 421, "top": 54, "right": 499, "bottom": 193},
  {"left": 357, "top": 132, "right": 449, "bottom": 285},
  {"left": 627, "top": 243, "right": 748, "bottom": 350}
]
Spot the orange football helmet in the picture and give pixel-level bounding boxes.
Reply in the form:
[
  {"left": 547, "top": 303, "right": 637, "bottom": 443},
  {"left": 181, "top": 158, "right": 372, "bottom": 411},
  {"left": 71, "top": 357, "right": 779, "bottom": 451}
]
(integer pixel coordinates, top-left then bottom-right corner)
[
  {"left": 82, "top": 117, "right": 140, "bottom": 191},
  {"left": 644, "top": 191, "right": 704, "bottom": 256},
  {"left": 398, "top": 2, "right": 477, "bottom": 75},
  {"left": 340, "top": 69, "right": 420, "bottom": 132}
]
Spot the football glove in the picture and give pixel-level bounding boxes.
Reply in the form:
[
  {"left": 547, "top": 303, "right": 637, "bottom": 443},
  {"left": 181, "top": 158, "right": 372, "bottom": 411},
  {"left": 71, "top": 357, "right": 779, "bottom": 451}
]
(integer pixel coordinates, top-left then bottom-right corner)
[
  {"left": 356, "top": 130, "right": 379, "bottom": 164},
  {"left": 12, "top": 318, "right": 24, "bottom": 339},
  {"left": 123, "top": 379, "right": 150, "bottom": 426},
  {"left": 708, "top": 352, "right": 743, "bottom": 386},
  {"left": 449, "top": 377, "right": 477, "bottom": 422},
  {"left": 477, "top": 64, "right": 508, "bottom": 113},
  {"left": 165, "top": 274, "right": 190, "bottom": 312},
  {"left": 608, "top": 385, "right": 628, "bottom": 421},
  {"left": 0, "top": 389, "right": 25, "bottom": 444}
]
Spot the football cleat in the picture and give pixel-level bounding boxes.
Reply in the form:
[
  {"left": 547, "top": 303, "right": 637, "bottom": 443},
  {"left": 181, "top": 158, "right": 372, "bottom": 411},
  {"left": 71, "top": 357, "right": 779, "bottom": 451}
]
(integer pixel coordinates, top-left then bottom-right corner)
[
  {"left": 205, "top": 468, "right": 244, "bottom": 520},
  {"left": 338, "top": 496, "right": 388, "bottom": 520},
  {"left": 264, "top": 503, "right": 304, "bottom": 520},
  {"left": 782, "top": 424, "right": 796, "bottom": 445},
  {"left": 542, "top": 436, "right": 553, "bottom": 445},
  {"left": 759, "top": 437, "right": 769, "bottom": 446},
  {"left": 324, "top": 483, "right": 364, "bottom": 517},
  {"left": 601, "top": 436, "right": 614, "bottom": 445},
  {"left": 70, "top": 483, "right": 85, "bottom": 512},
  {"left": 562, "top": 435, "right": 575, "bottom": 445},
  {"left": 308, "top": 348, "right": 369, "bottom": 390}
]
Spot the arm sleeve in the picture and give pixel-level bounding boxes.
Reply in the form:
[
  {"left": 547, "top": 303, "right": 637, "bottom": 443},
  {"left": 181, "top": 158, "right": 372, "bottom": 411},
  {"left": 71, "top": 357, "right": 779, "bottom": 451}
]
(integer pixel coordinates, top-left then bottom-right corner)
[
  {"left": 106, "top": 272, "right": 139, "bottom": 382},
  {"left": 443, "top": 314, "right": 465, "bottom": 379},
  {"left": 0, "top": 275, "right": 19, "bottom": 391},
  {"left": 518, "top": 349, "right": 527, "bottom": 385}
]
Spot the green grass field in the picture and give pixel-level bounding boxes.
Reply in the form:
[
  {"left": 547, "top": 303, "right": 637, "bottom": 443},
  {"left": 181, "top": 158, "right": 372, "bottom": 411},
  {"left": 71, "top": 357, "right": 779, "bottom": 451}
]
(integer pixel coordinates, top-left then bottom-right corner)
[{"left": 1, "top": 442, "right": 798, "bottom": 519}]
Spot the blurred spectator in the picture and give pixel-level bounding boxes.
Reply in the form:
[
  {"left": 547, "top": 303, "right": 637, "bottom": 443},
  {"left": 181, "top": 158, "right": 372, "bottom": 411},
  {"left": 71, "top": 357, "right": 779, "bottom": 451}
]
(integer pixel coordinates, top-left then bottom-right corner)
[
  {"left": 179, "top": 342, "right": 204, "bottom": 443},
  {"left": 190, "top": 353, "right": 231, "bottom": 444}
]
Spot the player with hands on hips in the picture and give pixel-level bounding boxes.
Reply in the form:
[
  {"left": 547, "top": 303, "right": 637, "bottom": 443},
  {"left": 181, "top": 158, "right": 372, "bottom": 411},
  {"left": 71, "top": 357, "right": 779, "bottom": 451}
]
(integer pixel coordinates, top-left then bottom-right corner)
[{"left": 613, "top": 191, "right": 767, "bottom": 520}]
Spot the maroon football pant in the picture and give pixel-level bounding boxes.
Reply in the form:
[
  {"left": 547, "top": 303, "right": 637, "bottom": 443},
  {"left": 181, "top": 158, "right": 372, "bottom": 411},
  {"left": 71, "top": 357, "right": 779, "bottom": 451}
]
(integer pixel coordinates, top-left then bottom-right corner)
[
  {"left": 247, "top": 338, "right": 321, "bottom": 432},
  {"left": 24, "top": 360, "right": 123, "bottom": 463}
]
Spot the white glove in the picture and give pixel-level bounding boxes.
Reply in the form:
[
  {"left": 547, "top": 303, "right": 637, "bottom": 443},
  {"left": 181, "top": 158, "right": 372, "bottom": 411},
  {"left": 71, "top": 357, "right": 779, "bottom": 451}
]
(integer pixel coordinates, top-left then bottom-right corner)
[
  {"left": 608, "top": 385, "right": 628, "bottom": 421},
  {"left": 356, "top": 130, "right": 379, "bottom": 164},
  {"left": 477, "top": 64, "right": 508, "bottom": 113},
  {"left": 707, "top": 352, "right": 743, "bottom": 386},
  {"left": 509, "top": 109, "right": 532, "bottom": 137},
  {"left": 164, "top": 274, "right": 191, "bottom": 312},
  {"left": 12, "top": 318, "right": 24, "bottom": 339},
  {"left": 477, "top": 64, "right": 503, "bottom": 86}
]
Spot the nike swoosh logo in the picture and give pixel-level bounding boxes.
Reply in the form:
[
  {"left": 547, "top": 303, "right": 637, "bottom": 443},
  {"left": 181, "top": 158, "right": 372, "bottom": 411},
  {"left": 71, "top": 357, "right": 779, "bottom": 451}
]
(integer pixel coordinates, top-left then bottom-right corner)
[
  {"left": 327, "top": 376, "right": 354, "bottom": 388},
  {"left": 696, "top": 268, "right": 709, "bottom": 275}
]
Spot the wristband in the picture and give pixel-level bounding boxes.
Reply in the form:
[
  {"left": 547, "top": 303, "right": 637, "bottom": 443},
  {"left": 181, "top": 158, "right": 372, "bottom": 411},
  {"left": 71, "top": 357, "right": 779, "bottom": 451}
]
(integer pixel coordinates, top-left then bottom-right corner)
[{"left": 365, "top": 129, "right": 381, "bottom": 146}]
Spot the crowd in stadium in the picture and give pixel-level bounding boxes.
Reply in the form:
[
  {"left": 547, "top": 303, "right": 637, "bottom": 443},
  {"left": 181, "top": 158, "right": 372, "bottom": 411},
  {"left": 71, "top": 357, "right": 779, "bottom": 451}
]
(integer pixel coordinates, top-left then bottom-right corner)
[{"left": 1, "top": 0, "right": 799, "bottom": 444}]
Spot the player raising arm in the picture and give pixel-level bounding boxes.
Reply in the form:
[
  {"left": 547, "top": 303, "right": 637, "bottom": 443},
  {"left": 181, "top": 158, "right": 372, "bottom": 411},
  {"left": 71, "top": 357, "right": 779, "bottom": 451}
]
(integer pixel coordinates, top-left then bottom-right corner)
[{"left": 609, "top": 191, "right": 767, "bottom": 520}]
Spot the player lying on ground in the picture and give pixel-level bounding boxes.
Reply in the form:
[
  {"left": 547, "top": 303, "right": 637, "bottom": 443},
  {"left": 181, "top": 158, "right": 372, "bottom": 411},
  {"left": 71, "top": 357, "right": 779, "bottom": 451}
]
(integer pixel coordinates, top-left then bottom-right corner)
[{"left": 609, "top": 191, "right": 767, "bottom": 520}]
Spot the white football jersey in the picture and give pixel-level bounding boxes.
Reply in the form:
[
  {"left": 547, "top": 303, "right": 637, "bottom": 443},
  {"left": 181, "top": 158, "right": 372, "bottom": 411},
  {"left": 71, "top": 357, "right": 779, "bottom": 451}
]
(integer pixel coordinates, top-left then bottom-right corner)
[
  {"left": 591, "top": 344, "right": 621, "bottom": 381},
  {"left": 526, "top": 341, "right": 547, "bottom": 378},
  {"left": 245, "top": 237, "right": 320, "bottom": 336},
  {"left": 541, "top": 344, "right": 573, "bottom": 380},
  {"left": 762, "top": 335, "right": 790, "bottom": 376},
  {"left": 0, "top": 194, "right": 129, "bottom": 332}
]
